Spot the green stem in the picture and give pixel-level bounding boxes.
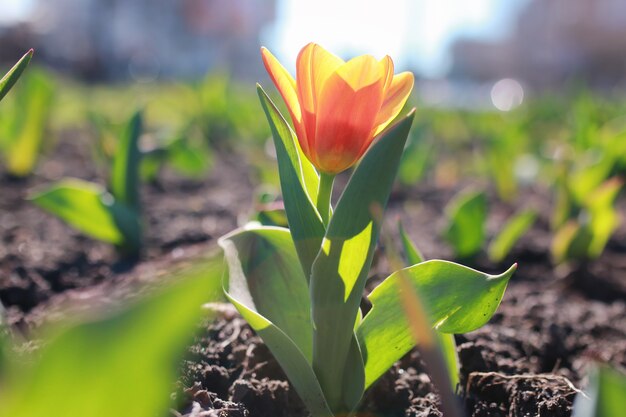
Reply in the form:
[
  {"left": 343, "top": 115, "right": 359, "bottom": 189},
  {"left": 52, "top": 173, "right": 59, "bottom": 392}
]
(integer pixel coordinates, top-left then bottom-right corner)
[{"left": 316, "top": 172, "right": 335, "bottom": 227}]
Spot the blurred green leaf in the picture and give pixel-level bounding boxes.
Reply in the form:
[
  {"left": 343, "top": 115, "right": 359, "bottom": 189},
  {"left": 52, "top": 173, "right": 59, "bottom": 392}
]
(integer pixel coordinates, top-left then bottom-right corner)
[
  {"left": 437, "top": 332, "right": 459, "bottom": 389},
  {"left": 573, "top": 366, "right": 626, "bottom": 417},
  {"left": 397, "top": 222, "right": 458, "bottom": 388},
  {"left": 357, "top": 261, "right": 515, "bottom": 388},
  {"left": 0, "top": 255, "right": 222, "bottom": 417},
  {"left": 30, "top": 179, "right": 127, "bottom": 245},
  {"left": 168, "top": 139, "right": 212, "bottom": 178},
  {"left": 398, "top": 128, "right": 433, "bottom": 185},
  {"left": 586, "top": 178, "right": 622, "bottom": 258},
  {"left": 3, "top": 68, "right": 54, "bottom": 177},
  {"left": 398, "top": 221, "right": 424, "bottom": 265},
  {"left": 443, "top": 189, "right": 487, "bottom": 259},
  {"left": 111, "top": 111, "right": 142, "bottom": 211},
  {"left": 551, "top": 178, "right": 621, "bottom": 263},
  {"left": 488, "top": 209, "right": 536, "bottom": 263},
  {"left": 551, "top": 221, "right": 593, "bottom": 264},
  {"left": 0, "top": 49, "right": 32, "bottom": 102}
]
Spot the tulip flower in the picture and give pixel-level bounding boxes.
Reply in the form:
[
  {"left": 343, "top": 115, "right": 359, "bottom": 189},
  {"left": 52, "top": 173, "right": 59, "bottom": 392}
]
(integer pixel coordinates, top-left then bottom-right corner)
[
  {"left": 221, "top": 46, "right": 516, "bottom": 417},
  {"left": 261, "top": 43, "right": 414, "bottom": 176}
]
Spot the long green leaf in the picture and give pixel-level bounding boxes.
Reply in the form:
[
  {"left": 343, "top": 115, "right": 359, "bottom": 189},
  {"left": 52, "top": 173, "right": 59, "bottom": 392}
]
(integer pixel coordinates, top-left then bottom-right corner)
[
  {"left": 30, "top": 178, "right": 127, "bottom": 245},
  {"left": 0, "top": 49, "right": 32, "bottom": 102},
  {"left": 111, "top": 111, "right": 142, "bottom": 211},
  {"left": 443, "top": 189, "right": 487, "bottom": 259},
  {"left": 437, "top": 332, "right": 460, "bottom": 389},
  {"left": 0, "top": 256, "right": 222, "bottom": 417},
  {"left": 257, "top": 85, "right": 324, "bottom": 279},
  {"left": 4, "top": 68, "right": 54, "bottom": 177},
  {"left": 398, "top": 221, "right": 424, "bottom": 265},
  {"left": 357, "top": 260, "right": 515, "bottom": 388},
  {"left": 310, "top": 112, "right": 414, "bottom": 411},
  {"left": 587, "top": 178, "right": 622, "bottom": 258},
  {"left": 488, "top": 209, "right": 536, "bottom": 263},
  {"left": 219, "top": 225, "right": 332, "bottom": 417}
]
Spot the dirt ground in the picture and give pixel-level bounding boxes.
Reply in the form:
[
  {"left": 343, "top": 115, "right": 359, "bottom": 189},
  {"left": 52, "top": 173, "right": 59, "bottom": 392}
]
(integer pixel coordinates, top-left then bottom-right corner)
[{"left": 2, "top": 137, "right": 625, "bottom": 417}]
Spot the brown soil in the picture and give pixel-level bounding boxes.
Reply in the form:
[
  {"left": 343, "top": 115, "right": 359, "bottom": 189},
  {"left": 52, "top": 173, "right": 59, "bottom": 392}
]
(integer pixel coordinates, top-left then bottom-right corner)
[
  {"left": 3, "top": 137, "right": 626, "bottom": 417},
  {"left": 1, "top": 139, "right": 253, "bottom": 321}
]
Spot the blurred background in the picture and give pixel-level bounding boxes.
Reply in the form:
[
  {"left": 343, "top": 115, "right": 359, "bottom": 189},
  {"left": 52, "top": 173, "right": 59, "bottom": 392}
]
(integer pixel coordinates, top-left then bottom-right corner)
[{"left": 3, "top": 0, "right": 626, "bottom": 104}]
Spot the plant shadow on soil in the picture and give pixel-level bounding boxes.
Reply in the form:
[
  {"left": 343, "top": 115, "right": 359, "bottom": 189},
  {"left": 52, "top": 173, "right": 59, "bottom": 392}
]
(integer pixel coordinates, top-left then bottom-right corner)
[{"left": 2, "top": 139, "right": 626, "bottom": 417}]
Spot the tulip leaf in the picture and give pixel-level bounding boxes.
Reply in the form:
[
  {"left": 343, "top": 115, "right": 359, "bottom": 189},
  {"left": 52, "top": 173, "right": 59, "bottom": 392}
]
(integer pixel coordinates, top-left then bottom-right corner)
[
  {"left": 4, "top": 68, "right": 54, "bottom": 177},
  {"left": 257, "top": 85, "right": 325, "bottom": 279},
  {"left": 0, "top": 49, "right": 32, "bottom": 102},
  {"left": 398, "top": 221, "right": 424, "bottom": 265},
  {"left": 310, "top": 112, "right": 414, "bottom": 410},
  {"left": 397, "top": 222, "right": 459, "bottom": 389},
  {"left": 0, "top": 256, "right": 222, "bottom": 417},
  {"left": 219, "top": 225, "right": 332, "bottom": 417},
  {"left": 357, "top": 260, "right": 515, "bottom": 388},
  {"left": 437, "top": 331, "right": 460, "bottom": 389},
  {"left": 551, "top": 178, "right": 621, "bottom": 263},
  {"left": 111, "top": 111, "right": 142, "bottom": 212},
  {"left": 30, "top": 178, "right": 127, "bottom": 245},
  {"left": 551, "top": 221, "right": 593, "bottom": 264},
  {"left": 586, "top": 178, "right": 621, "bottom": 258},
  {"left": 488, "top": 209, "right": 536, "bottom": 263},
  {"left": 443, "top": 189, "right": 487, "bottom": 259}
]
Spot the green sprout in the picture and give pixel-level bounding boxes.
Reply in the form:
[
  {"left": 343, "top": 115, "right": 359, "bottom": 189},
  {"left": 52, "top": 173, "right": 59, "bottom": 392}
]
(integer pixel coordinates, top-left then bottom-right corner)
[{"left": 31, "top": 111, "right": 144, "bottom": 257}]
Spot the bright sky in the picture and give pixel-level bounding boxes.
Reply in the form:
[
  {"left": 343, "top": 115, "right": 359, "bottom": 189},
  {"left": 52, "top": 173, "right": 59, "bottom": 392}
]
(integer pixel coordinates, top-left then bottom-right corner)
[
  {"left": 265, "top": 0, "right": 530, "bottom": 77},
  {"left": 1, "top": 0, "right": 34, "bottom": 23}
]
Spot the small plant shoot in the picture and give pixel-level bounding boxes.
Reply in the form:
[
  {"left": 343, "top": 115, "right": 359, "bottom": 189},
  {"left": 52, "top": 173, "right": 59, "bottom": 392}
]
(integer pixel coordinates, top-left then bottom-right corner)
[{"left": 31, "top": 111, "right": 144, "bottom": 256}]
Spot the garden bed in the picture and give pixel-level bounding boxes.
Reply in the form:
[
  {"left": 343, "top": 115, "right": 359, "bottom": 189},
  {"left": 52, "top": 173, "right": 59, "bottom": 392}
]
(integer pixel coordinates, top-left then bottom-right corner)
[{"left": 2, "top": 137, "right": 626, "bottom": 417}]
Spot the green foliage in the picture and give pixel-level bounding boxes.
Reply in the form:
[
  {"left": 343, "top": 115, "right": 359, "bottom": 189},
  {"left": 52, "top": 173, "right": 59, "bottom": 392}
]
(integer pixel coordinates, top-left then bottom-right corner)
[
  {"left": 443, "top": 189, "right": 488, "bottom": 259},
  {"left": 398, "top": 221, "right": 425, "bottom": 265},
  {"left": 111, "top": 111, "right": 142, "bottom": 211},
  {"left": 220, "top": 226, "right": 333, "bottom": 417},
  {"left": 397, "top": 222, "right": 458, "bottom": 389},
  {"left": 551, "top": 178, "right": 622, "bottom": 263},
  {"left": 573, "top": 366, "right": 626, "bottom": 417},
  {"left": 0, "top": 255, "right": 223, "bottom": 417},
  {"left": 0, "top": 49, "right": 33, "bottom": 102},
  {"left": 309, "top": 113, "right": 414, "bottom": 411},
  {"left": 32, "top": 112, "right": 144, "bottom": 256},
  {"left": 30, "top": 179, "right": 133, "bottom": 245},
  {"left": 0, "top": 65, "right": 54, "bottom": 177},
  {"left": 257, "top": 86, "right": 323, "bottom": 278},
  {"left": 488, "top": 209, "right": 536, "bottom": 263},
  {"left": 221, "top": 95, "right": 515, "bottom": 417},
  {"left": 168, "top": 73, "right": 268, "bottom": 149},
  {"left": 357, "top": 261, "right": 514, "bottom": 387},
  {"left": 398, "top": 123, "right": 434, "bottom": 186},
  {"left": 90, "top": 112, "right": 213, "bottom": 183}
]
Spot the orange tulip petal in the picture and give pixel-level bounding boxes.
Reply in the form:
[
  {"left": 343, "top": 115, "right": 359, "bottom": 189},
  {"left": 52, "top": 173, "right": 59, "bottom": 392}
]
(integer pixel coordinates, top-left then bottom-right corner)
[
  {"left": 296, "top": 43, "right": 344, "bottom": 113},
  {"left": 296, "top": 43, "right": 344, "bottom": 159},
  {"left": 372, "top": 71, "right": 414, "bottom": 137},
  {"left": 312, "top": 63, "right": 386, "bottom": 173},
  {"left": 261, "top": 47, "right": 301, "bottom": 124}
]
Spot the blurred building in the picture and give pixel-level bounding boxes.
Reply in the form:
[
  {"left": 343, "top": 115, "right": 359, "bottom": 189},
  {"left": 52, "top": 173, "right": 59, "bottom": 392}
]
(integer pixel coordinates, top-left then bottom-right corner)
[
  {"left": 450, "top": 0, "right": 626, "bottom": 89},
  {"left": 1, "top": 0, "right": 276, "bottom": 81}
]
